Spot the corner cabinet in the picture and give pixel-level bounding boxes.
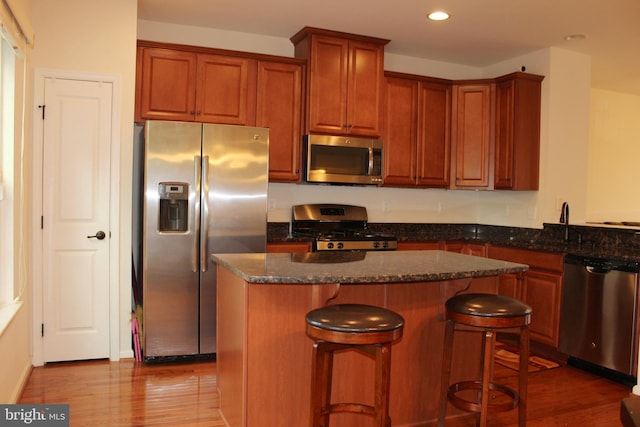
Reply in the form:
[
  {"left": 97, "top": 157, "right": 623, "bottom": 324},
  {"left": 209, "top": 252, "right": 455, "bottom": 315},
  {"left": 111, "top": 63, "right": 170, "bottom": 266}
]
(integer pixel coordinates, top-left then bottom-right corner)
[
  {"left": 291, "top": 27, "right": 389, "bottom": 137},
  {"left": 135, "top": 41, "right": 304, "bottom": 183},
  {"left": 494, "top": 72, "right": 544, "bottom": 190},
  {"left": 487, "top": 245, "right": 564, "bottom": 348},
  {"left": 383, "top": 72, "right": 452, "bottom": 188}
]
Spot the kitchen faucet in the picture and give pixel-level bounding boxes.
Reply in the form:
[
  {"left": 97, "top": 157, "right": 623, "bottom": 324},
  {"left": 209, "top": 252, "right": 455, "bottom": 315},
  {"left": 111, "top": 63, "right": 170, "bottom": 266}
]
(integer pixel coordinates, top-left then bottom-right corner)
[{"left": 560, "top": 202, "right": 569, "bottom": 242}]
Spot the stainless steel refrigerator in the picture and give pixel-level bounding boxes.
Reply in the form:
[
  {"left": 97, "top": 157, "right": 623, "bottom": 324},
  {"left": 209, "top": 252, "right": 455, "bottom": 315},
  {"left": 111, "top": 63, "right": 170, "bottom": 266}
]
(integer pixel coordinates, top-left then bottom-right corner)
[{"left": 142, "top": 120, "right": 268, "bottom": 359}]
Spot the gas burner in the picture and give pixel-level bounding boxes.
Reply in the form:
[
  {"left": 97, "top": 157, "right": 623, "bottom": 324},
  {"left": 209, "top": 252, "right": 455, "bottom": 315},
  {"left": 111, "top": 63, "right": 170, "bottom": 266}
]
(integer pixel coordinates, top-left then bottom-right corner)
[{"left": 291, "top": 204, "right": 397, "bottom": 252}]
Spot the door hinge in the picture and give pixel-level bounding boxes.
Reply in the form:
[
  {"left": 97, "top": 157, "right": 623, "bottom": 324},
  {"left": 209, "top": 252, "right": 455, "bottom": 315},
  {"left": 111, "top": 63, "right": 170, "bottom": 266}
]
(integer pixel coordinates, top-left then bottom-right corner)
[
  {"left": 38, "top": 104, "right": 45, "bottom": 120},
  {"left": 41, "top": 323, "right": 44, "bottom": 337}
]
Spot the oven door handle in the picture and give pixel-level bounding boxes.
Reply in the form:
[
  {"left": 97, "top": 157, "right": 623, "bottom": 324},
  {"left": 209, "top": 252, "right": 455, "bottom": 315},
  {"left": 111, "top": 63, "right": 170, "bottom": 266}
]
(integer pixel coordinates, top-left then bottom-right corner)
[{"left": 368, "top": 147, "right": 374, "bottom": 176}]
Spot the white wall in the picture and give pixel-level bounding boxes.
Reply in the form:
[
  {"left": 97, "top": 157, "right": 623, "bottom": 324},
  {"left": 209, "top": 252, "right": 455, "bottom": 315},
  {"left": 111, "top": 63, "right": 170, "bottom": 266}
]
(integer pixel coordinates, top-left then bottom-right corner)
[
  {"left": 138, "top": 21, "right": 592, "bottom": 228},
  {"left": 588, "top": 89, "right": 640, "bottom": 221},
  {"left": 31, "top": 0, "right": 137, "bottom": 360}
]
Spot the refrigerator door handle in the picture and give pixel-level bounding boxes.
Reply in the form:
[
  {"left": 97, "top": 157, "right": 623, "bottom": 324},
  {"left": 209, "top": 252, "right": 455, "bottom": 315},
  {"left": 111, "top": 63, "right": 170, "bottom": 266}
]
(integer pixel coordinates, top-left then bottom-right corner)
[
  {"left": 193, "top": 155, "right": 202, "bottom": 273},
  {"left": 200, "top": 155, "right": 210, "bottom": 272}
]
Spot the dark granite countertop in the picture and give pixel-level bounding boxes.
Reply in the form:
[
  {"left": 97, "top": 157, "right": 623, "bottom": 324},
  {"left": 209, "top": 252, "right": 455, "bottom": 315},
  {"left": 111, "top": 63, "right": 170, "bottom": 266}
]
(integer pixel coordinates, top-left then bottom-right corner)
[
  {"left": 268, "top": 222, "right": 640, "bottom": 262},
  {"left": 211, "top": 250, "right": 528, "bottom": 284}
]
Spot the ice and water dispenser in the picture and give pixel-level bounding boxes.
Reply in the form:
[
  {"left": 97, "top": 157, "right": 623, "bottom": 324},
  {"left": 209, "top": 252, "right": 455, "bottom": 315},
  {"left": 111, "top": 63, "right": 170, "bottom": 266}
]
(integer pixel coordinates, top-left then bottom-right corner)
[{"left": 158, "top": 182, "right": 188, "bottom": 232}]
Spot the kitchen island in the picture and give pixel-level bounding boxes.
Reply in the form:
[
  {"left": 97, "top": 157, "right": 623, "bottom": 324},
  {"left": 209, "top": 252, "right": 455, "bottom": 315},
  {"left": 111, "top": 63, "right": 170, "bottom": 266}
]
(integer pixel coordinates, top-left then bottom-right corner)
[{"left": 211, "top": 250, "right": 528, "bottom": 427}]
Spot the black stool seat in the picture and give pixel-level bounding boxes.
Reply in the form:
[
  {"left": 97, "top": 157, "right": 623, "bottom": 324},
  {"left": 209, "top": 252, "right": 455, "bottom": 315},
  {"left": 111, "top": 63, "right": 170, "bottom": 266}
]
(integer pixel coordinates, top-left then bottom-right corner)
[
  {"left": 306, "top": 304, "right": 404, "bottom": 427},
  {"left": 306, "top": 303, "right": 405, "bottom": 335},
  {"left": 446, "top": 293, "right": 532, "bottom": 324},
  {"left": 438, "top": 293, "right": 532, "bottom": 427}
]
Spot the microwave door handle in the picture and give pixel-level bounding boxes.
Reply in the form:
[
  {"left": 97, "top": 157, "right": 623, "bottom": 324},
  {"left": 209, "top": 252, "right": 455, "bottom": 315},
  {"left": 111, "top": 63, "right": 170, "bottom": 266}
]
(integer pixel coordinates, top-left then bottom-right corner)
[{"left": 368, "top": 147, "right": 374, "bottom": 176}]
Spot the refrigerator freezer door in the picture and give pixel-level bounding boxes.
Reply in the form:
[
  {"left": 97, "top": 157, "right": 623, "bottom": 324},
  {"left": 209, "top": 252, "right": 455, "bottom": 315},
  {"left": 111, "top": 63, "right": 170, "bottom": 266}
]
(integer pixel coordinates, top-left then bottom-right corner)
[
  {"left": 143, "top": 121, "right": 202, "bottom": 357},
  {"left": 200, "top": 124, "right": 269, "bottom": 353}
]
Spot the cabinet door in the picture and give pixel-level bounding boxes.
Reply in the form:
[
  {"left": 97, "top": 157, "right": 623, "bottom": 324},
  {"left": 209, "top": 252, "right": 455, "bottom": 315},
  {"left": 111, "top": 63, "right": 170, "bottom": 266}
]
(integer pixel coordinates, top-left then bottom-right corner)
[
  {"left": 196, "top": 54, "right": 257, "bottom": 125},
  {"left": 256, "top": 61, "right": 303, "bottom": 182},
  {"left": 346, "top": 40, "right": 385, "bottom": 136},
  {"left": 494, "top": 73, "right": 543, "bottom": 190},
  {"left": 417, "top": 81, "right": 451, "bottom": 187},
  {"left": 134, "top": 47, "right": 144, "bottom": 122},
  {"left": 383, "top": 76, "right": 418, "bottom": 186},
  {"left": 523, "top": 270, "right": 562, "bottom": 347},
  {"left": 139, "top": 48, "right": 197, "bottom": 121},
  {"left": 307, "top": 35, "right": 349, "bottom": 134},
  {"left": 443, "top": 242, "right": 487, "bottom": 257},
  {"left": 396, "top": 241, "right": 440, "bottom": 250},
  {"left": 497, "top": 273, "right": 522, "bottom": 299},
  {"left": 451, "top": 83, "right": 494, "bottom": 188},
  {"left": 266, "top": 242, "right": 311, "bottom": 253}
]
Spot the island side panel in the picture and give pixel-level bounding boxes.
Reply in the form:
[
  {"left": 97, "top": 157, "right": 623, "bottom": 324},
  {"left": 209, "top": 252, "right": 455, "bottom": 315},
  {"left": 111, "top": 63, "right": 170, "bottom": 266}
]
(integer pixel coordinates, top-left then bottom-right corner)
[
  {"left": 218, "top": 272, "right": 499, "bottom": 427},
  {"left": 387, "top": 276, "right": 499, "bottom": 425},
  {"left": 244, "top": 282, "right": 359, "bottom": 427},
  {"left": 217, "top": 266, "right": 249, "bottom": 427}
]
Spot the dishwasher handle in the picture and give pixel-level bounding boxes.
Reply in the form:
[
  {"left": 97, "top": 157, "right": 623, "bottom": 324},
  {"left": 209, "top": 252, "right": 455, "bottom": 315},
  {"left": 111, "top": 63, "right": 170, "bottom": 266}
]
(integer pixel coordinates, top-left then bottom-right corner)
[
  {"left": 565, "top": 253, "right": 640, "bottom": 273},
  {"left": 585, "top": 265, "right": 611, "bottom": 274}
]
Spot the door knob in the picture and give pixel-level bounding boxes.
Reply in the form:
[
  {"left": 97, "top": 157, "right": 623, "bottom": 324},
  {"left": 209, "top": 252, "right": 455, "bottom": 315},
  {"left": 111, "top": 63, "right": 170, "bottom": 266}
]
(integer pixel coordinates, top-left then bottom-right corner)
[{"left": 87, "top": 231, "right": 106, "bottom": 240}]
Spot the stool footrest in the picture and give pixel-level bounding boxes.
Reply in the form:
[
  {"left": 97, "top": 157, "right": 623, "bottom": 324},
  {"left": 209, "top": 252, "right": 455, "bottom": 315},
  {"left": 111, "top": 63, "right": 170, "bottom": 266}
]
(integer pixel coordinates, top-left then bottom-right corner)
[{"left": 448, "top": 380, "right": 519, "bottom": 414}]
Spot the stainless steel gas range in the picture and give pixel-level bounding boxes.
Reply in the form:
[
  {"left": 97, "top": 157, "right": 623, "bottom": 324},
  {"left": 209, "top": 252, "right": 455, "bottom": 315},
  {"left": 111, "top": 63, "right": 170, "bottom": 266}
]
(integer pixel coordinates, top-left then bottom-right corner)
[{"left": 291, "top": 204, "right": 397, "bottom": 251}]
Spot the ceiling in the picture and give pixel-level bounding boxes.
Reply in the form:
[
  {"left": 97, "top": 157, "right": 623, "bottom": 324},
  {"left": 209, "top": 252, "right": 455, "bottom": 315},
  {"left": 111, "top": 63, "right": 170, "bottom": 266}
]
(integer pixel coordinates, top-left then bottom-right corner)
[{"left": 138, "top": 0, "right": 640, "bottom": 96}]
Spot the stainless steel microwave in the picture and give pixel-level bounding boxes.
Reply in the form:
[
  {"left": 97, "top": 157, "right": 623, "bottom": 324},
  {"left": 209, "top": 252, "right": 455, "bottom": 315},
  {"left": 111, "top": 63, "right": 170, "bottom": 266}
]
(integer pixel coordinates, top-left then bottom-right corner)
[{"left": 303, "top": 134, "right": 384, "bottom": 185}]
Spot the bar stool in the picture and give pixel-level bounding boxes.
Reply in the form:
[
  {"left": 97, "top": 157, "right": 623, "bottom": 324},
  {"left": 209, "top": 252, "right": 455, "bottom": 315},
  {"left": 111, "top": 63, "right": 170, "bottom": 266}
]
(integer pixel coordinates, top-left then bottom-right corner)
[
  {"left": 437, "top": 293, "right": 532, "bottom": 427},
  {"left": 306, "top": 303, "right": 405, "bottom": 427}
]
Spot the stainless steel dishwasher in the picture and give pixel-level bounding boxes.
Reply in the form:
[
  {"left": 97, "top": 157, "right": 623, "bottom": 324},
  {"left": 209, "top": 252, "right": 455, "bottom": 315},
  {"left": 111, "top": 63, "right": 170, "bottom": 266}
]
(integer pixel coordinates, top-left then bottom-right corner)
[{"left": 559, "top": 253, "right": 640, "bottom": 376}]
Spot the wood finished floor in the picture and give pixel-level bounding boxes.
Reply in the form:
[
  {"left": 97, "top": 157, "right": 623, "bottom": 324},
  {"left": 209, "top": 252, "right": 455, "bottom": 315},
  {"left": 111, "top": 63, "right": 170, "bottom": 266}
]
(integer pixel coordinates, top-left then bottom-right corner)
[{"left": 19, "top": 358, "right": 634, "bottom": 426}]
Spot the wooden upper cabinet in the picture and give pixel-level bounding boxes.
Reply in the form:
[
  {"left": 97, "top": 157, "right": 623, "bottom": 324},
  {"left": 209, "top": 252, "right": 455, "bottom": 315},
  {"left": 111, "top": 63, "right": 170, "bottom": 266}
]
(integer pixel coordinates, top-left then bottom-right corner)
[
  {"left": 417, "top": 80, "right": 452, "bottom": 187},
  {"left": 494, "top": 72, "right": 544, "bottom": 190},
  {"left": 139, "top": 48, "right": 198, "bottom": 122},
  {"left": 137, "top": 47, "right": 257, "bottom": 125},
  {"left": 383, "top": 72, "right": 451, "bottom": 188},
  {"left": 256, "top": 60, "right": 304, "bottom": 182},
  {"left": 291, "top": 27, "right": 389, "bottom": 137},
  {"left": 382, "top": 75, "right": 418, "bottom": 186},
  {"left": 196, "top": 54, "right": 257, "bottom": 125},
  {"left": 136, "top": 41, "right": 305, "bottom": 183},
  {"left": 450, "top": 82, "right": 495, "bottom": 189}
]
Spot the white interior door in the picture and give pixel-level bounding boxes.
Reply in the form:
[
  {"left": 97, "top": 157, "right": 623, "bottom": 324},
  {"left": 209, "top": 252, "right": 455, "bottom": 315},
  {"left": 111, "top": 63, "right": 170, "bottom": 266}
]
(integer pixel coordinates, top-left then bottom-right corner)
[{"left": 41, "top": 77, "right": 112, "bottom": 362}]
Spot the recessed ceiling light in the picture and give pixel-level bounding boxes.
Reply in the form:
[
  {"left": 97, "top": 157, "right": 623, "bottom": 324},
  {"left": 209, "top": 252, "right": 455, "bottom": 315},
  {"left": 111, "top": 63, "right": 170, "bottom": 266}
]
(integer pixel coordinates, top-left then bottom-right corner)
[
  {"left": 564, "top": 34, "right": 587, "bottom": 41},
  {"left": 427, "top": 11, "right": 450, "bottom": 21}
]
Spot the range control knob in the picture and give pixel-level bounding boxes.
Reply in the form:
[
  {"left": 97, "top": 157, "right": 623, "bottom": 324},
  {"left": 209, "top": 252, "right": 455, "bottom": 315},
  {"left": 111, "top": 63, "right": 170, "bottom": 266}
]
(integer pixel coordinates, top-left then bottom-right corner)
[
  {"left": 327, "top": 242, "right": 334, "bottom": 249},
  {"left": 337, "top": 242, "right": 344, "bottom": 249}
]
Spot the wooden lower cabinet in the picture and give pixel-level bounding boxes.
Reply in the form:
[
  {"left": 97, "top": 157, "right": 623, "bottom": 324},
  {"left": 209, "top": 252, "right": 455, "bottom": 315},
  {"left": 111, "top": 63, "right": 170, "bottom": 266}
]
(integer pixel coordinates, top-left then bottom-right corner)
[
  {"left": 396, "top": 241, "right": 440, "bottom": 251},
  {"left": 487, "top": 245, "right": 564, "bottom": 348},
  {"left": 266, "top": 242, "right": 311, "bottom": 253},
  {"left": 442, "top": 241, "right": 487, "bottom": 257}
]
